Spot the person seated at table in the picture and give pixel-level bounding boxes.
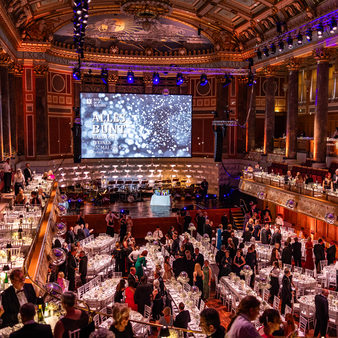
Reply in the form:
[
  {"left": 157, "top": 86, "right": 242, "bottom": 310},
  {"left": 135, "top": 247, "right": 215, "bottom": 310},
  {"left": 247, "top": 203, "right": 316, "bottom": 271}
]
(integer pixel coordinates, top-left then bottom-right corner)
[
  {"left": 56, "top": 271, "right": 67, "bottom": 292},
  {"left": 284, "top": 170, "right": 293, "bottom": 184},
  {"left": 257, "top": 308, "right": 282, "bottom": 338},
  {"left": 269, "top": 260, "right": 280, "bottom": 303},
  {"left": 233, "top": 249, "right": 245, "bottom": 277},
  {"left": 83, "top": 223, "right": 93, "bottom": 238},
  {"left": 219, "top": 250, "right": 232, "bottom": 279},
  {"left": 109, "top": 303, "right": 135, "bottom": 338},
  {"left": 9, "top": 303, "right": 53, "bottom": 338},
  {"left": 295, "top": 172, "right": 303, "bottom": 186},
  {"left": 30, "top": 191, "right": 41, "bottom": 206},
  {"left": 114, "top": 279, "right": 126, "bottom": 303},
  {"left": 1, "top": 269, "right": 37, "bottom": 328},
  {"left": 14, "top": 190, "right": 26, "bottom": 205},
  {"left": 153, "top": 226, "right": 163, "bottom": 242},
  {"left": 173, "top": 303, "right": 191, "bottom": 338},
  {"left": 275, "top": 214, "right": 284, "bottom": 226},
  {"left": 304, "top": 174, "right": 313, "bottom": 185},
  {"left": 200, "top": 307, "right": 226, "bottom": 338},
  {"left": 54, "top": 291, "right": 90, "bottom": 338},
  {"left": 281, "top": 313, "right": 297, "bottom": 338},
  {"left": 323, "top": 172, "right": 333, "bottom": 190},
  {"left": 226, "top": 295, "right": 261, "bottom": 337}
]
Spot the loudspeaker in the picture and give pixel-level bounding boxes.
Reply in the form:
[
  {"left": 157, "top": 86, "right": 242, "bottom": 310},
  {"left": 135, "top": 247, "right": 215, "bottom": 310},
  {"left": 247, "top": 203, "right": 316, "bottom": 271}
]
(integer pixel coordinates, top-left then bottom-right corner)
[
  {"left": 72, "top": 122, "right": 81, "bottom": 163},
  {"left": 214, "top": 126, "right": 224, "bottom": 162}
]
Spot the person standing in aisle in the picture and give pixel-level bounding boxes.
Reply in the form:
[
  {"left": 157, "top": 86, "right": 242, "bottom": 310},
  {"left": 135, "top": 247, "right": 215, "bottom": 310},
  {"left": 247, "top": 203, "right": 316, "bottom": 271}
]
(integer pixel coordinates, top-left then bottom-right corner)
[
  {"left": 2, "top": 158, "right": 12, "bottom": 193},
  {"left": 67, "top": 246, "right": 77, "bottom": 291},
  {"left": 314, "top": 289, "right": 329, "bottom": 338},
  {"left": 78, "top": 251, "right": 88, "bottom": 286}
]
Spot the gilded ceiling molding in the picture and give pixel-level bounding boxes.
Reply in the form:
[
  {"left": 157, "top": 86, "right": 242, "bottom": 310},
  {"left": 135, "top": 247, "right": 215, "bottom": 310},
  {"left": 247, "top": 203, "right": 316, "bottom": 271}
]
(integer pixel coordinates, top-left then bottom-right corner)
[
  {"left": 239, "top": 178, "right": 338, "bottom": 226},
  {"left": 285, "top": 57, "right": 301, "bottom": 71},
  {"left": 107, "top": 71, "right": 119, "bottom": 84},
  {"left": 261, "top": 65, "right": 277, "bottom": 77},
  {"left": 33, "top": 63, "right": 49, "bottom": 76},
  {"left": 313, "top": 47, "right": 333, "bottom": 63},
  {"left": 8, "top": 61, "right": 23, "bottom": 75},
  {"left": 0, "top": 53, "right": 12, "bottom": 66}
]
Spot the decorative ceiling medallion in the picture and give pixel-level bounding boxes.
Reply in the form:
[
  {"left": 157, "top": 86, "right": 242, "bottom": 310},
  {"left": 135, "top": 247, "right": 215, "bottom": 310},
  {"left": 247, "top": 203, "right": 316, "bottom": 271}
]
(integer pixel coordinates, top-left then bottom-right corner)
[{"left": 121, "top": 0, "right": 172, "bottom": 31}]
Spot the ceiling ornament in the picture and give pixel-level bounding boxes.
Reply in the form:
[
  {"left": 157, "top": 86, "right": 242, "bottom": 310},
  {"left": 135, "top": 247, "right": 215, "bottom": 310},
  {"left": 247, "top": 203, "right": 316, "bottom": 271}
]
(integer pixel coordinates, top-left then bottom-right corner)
[{"left": 121, "top": 0, "right": 172, "bottom": 31}]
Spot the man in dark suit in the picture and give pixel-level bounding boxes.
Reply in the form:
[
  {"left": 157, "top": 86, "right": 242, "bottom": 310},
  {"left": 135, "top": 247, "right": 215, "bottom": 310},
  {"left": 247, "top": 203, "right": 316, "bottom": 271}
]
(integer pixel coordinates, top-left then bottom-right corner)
[
  {"left": 221, "top": 213, "right": 228, "bottom": 227},
  {"left": 23, "top": 163, "right": 33, "bottom": 185},
  {"left": 173, "top": 256, "right": 185, "bottom": 278},
  {"left": 314, "top": 238, "right": 326, "bottom": 272},
  {"left": 195, "top": 211, "right": 205, "bottom": 236},
  {"left": 282, "top": 242, "right": 293, "bottom": 265},
  {"left": 292, "top": 237, "right": 302, "bottom": 267},
  {"left": 78, "top": 250, "right": 88, "bottom": 285},
  {"left": 76, "top": 224, "right": 86, "bottom": 241},
  {"left": 65, "top": 227, "right": 75, "bottom": 246},
  {"left": 260, "top": 224, "right": 271, "bottom": 244},
  {"left": 215, "top": 245, "right": 226, "bottom": 274},
  {"left": 9, "top": 303, "right": 52, "bottom": 338},
  {"left": 134, "top": 276, "right": 152, "bottom": 316},
  {"left": 230, "top": 231, "right": 239, "bottom": 249},
  {"left": 327, "top": 241, "right": 336, "bottom": 265},
  {"left": 127, "top": 267, "right": 138, "bottom": 286},
  {"left": 314, "top": 289, "right": 329, "bottom": 337},
  {"left": 221, "top": 225, "right": 231, "bottom": 246},
  {"left": 193, "top": 247, "right": 204, "bottom": 268},
  {"left": 270, "top": 227, "right": 282, "bottom": 246},
  {"left": 66, "top": 247, "right": 77, "bottom": 291},
  {"left": 1, "top": 269, "right": 37, "bottom": 328},
  {"left": 183, "top": 250, "right": 195, "bottom": 286},
  {"left": 173, "top": 302, "right": 191, "bottom": 337},
  {"left": 280, "top": 268, "right": 293, "bottom": 315},
  {"left": 171, "top": 233, "right": 180, "bottom": 256}
]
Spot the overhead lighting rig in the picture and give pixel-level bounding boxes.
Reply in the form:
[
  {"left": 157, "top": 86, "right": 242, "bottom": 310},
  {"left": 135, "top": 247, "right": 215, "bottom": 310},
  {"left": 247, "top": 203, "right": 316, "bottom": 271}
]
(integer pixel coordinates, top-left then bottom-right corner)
[{"left": 73, "top": 0, "right": 90, "bottom": 58}]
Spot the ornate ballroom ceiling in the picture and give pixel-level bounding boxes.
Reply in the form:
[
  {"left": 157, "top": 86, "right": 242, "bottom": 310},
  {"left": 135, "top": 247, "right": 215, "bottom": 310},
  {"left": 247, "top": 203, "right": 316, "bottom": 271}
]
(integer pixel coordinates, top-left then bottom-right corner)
[{"left": 1, "top": 0, "right": 326, "bottom": 53}]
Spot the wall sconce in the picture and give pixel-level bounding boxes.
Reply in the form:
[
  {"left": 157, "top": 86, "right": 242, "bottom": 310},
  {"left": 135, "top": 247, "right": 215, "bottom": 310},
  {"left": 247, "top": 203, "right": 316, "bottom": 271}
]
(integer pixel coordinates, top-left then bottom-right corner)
[
  {"left": 325, "top": 213, "right": 335, "bottom": 224},
  {"left": 257, "top": 191, "right": 266, "bottom": 200},
  {"left": 285, "top": 199, "right": 296, "bottom": 209}
]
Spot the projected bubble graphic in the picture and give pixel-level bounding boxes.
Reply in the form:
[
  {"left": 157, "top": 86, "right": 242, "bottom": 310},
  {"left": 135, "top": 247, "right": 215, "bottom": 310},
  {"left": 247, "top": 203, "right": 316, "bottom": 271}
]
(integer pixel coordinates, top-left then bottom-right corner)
[{"left": 81, "top": 93, "right": 192, "bottom": 158}]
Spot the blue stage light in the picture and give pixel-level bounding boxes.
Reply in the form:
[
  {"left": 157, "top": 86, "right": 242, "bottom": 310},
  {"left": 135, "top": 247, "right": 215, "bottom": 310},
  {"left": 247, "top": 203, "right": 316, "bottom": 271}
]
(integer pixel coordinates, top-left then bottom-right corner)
[
  {"left": 176, "top": 73, "right": 184, "bottom": 86},
  {"left": 152, "top": 72, "right": 160, "bottom": 85},
  {"left": 200, "top": 74, "right": 208, "bottom": 86},
  {"left": 127, "top": 70, "right": 134, "bottom": 84},
  {"left": 72, "top": 67, "right": 81, "bottom": 80}
]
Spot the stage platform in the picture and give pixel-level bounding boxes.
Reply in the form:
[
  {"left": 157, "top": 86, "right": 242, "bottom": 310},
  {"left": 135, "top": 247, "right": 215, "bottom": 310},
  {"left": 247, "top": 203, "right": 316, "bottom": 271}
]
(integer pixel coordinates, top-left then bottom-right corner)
[{"left": 60, "top": 199, "right": 241, "bottom": 240}]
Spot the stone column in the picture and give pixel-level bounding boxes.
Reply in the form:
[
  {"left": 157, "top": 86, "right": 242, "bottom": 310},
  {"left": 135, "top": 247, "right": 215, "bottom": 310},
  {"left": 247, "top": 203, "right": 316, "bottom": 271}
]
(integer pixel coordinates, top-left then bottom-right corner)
[
  {"left": 313, "top": 48, "right": 331, "bottom": 163},
  {"left": 8, "top": 66, "right": 17, "bottom": 153},
  {"left": 246, "top": 82, "right": 256, "bottom": 152},
  {"left": 237, "top": 77, "right": 248, "bottom": 154},
  {"left": 107, "top": 71, "right": 118, "bottom": 93},
  {"left": 73, "top": 78, "right": 81, "bottom": 108},
  {"left": 34, "top": 64, "right": 49, "bottom": 157},
  {"left": 13, "top": 66, "right": 24, "bottom": 156},
  {"left": 0, "top": 54, "right": 12, "bottom": 157},
  {"left": 263, "top": 66, "right": 276, "bottom": 154},
  {"left": 285, "top": 58, "right": 300, "bottom": 159}
]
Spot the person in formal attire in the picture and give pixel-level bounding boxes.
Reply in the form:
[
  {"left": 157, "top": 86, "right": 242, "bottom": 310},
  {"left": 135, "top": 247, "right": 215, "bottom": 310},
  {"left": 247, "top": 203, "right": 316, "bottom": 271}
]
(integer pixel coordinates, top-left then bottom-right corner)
[
  {"left": 193, "top": 247, "right": 204, "bottom": 268},
  {"left": 195, "top": 211, "right": 205, "bottom": 236},
  {"left": 109, "top": 303, "right": 135, "bottom": 337},
  {"left": 261, "top": 224, "right": 271, "bottom": 245},
  {"left": 280, "top": 269, "right": 293, "bottom": 315},
  {"left": 282, "top": 242, "right": 293, "bottom": 265},
  {"left": 183, "top": 250, "right": 195, "bottom": 286},
  {"left": 245, "top": 246, "right": 257, "bottom": 287},
  {"left": 56, "top": 271, "right": 67, "bottom": 292},
  {"left": 54, "top": 291, "right": 90, "bottom": 338},
  {"left": 127, "top": 267, "right": 138, "bottom": 287},
  {"left": 105, "top": 210, "right": 116, "bottom": 237},
  {"left": 183, "top": 212, "right": 192, "bottom": 233},
  {"left": 83, "top": 223, "right": 93, "bottom": 238},
  {"left": 0, "top": 269, "right": 37, "bottom": 328},
  {"left": 202, "top": 260, "right": 212, "bottom": 300},
  {"left": 9, "top": 303, "right": 52, "bottom": 338},
  {"left": 284, "top": 170, "right": 293, "bottom": 184},
  {"left": 67, "top": 247, "right": 77, "bottom": 291},
  {"left": 153, "top": 226, "right": 163, "bottom": 242},
  {"left": 13, "top": 169, "right": 25, "bottom": 195},
  {"left": 322, "top": 172, "right": 333, "bottom": 191},
  {"left": 65, "top": 226, "right": 75, "bottom": 246},
  {"left": 135, "top": 250, "right": 147, "bottom": 279},
  {"left": 219, "top": 250, "right": 232, "bottom": 279},
  {"left": 269, "top": 261, "right": 280, "bottom": 304},
  {"left": 304, "top": 237, "right": 314, "bottom": 270},
  {"left": 114, "top": 279, "right": 126, "bottom": 303},
  {"left": 221, "top": 213, "right": 228, "bottom": 227},
  {"left": 291, "top": 237, "right": 302, "bottom": 267},
  {"left": 163, "top": 256, "right": 173, "bottom": 281},
  {"left": 151, "top": 279, "right": 163, "bottom": 320},
  {"left": 171, "top": 233, "right": 180, "bottom": 256},
  {"left": 119, "top": 214, "right": 127, "bottom": 243},
  {"left": 23, "top": 163, "right": 33, "bottom": 185},
  {"left": 173, "top": 303, "right": 191, "bottom": 337},
  {"left": 233, "top": 249, "right": 245, "bottom": 277},
  {"left": 2, "top": 158, "right": 12, "bottom": 193},
  {"left": 75, "top": 212, "right": 85, "bottom": 228},
  {"left": 275, "top": 215, "right": 284, "bottom": 227},
  {"left": 193, "top": 263, "right": 204, "bottom": 298},
  {"left": 125, "top": 278, "right": 137, "bottom": 311},
  {"left": 314, "top": 238, "right": 326, "bottom": 273},
  {"left": 216, "top": 224, "right": 223, "bottom": 250},
  {"left": 333, "top": 169, "right": 338, "bottom": 191},
  {"left": 200, "top": 308, "right": 226, "bottom": 338},
  {"left": 226, "top": 295, "right": 261, "bottom": 338},
  {"left": 314, "top": 289, "right": 329, "bottom": 338},
  {"left": 258, "top": 309, "right": 282, "bottom": 338},
  {"left": 327, "top": 241, "right": 336, "bottom": 265},
  {"left": 157, "top": 307, "right": 174, "bottom": 337},
  {"left": 30, "top": 191, "right": 41, "bottom": 206},
  {"left": 77, "top": 224, "right": 86, "bottom": 241},
  {"left": 112, "top": 242, "right": 124, "bottom": 273},
  {"left": 215, "top": 245, "right": 226, "bottom": 275},
  {"left": 78, "top": 250, "right": 87, "bottom": 286},
  {"left": 221, "top": 225, "right": 231, "bottom": 246},
  {"left": 14, "top": 190, "right": 26, "bottom": 205},
  {"left": 134, "top": 276, "right": 152, "bottom": 316},
  {"left": 270, "top": 227, "right": 281, "bottom": 246},
  {"left": 201, "top": 178, "right": 209, "bottom": 202},
  {"left": 252, "top": 220, "right": 261, "bottom": 241},
  {"left": 242, "top": 227, "right": 252, "bottom": 243},
  {"left": 230, "top": 230, "right": 239, "bottom": 248}
]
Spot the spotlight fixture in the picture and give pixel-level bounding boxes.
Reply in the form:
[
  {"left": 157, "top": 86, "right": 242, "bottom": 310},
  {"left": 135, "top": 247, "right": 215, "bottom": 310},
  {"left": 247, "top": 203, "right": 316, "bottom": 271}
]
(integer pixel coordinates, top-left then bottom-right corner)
[
  {"left": 286, "top": 35, "right": 293, "bottom": 48},
  {"left": 329, "top": 17, "right": 337, "bottom": 33},
  {"left": 317, "top": 22, "right": 324, "bottom": 37},
  {"left": 101, "top": 68, "right": 108, "bottom": 84},
  {"left": 223, "top": 74, "right": 233, "bottom": 87},
  {"left": 247, "top": 72, "right": 256, "bottom": 87},
  {"left": 72, "top": 67, "right": 81, "bottom": 80},
  {"left": 278, "top": 40, "right": 284, "bottom": 52},
  {"left": 176, "top": 73, "right": 184, "bottom": 86},
  {"left": 152, "top": 72, "right": 160, "bottom": 85},
  {"left": 200, "top": 73, "right": 208, "bottom": 86},
  {"left": 305, "top": 29, "right": 312, "bottom": 41},
  {"left": 127, "top": 70, "right": 135, "bottom": 84},
  {"left": 263, "top": 46, "right": 269, "bottom": 57},
  {"left": 270, "top": 43, "right": 276, "bottom": 54},
  {"left": 297, "top": 33, "right": 303, "bottom": 44},
  {"left": 73, "top": 0, "right": 89, "bottom": 58},
  {"left": 256, "top": 49, "right": 262, "bottom": 59}
]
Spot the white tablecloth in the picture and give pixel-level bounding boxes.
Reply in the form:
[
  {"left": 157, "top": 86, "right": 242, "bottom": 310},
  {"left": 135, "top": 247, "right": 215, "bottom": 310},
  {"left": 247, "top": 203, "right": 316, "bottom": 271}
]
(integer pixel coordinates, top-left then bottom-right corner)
[{"left": 150, "top": 194, "right": 171, "bottom": 206}]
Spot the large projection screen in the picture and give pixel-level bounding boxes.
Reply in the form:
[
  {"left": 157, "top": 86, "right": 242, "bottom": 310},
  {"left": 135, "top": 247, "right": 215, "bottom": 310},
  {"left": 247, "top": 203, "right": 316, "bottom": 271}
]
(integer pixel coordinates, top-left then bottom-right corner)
[{"left": 80, "top": 93, "right": 192, "bottom": 159}]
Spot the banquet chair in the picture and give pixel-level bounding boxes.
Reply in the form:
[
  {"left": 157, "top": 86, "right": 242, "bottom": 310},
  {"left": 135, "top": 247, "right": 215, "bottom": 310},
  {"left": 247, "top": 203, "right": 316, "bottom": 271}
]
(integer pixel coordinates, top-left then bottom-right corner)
[
  {"left": 93, "top": 314, "right": 101, "bottom": 327},
  {"left": 69, "top": 329, "right": 81, "bottom": 338},
  {"left": 300, "top": 304, "right": 314, "bottom": 331},
  {"left": 273, "top": 296, "right": 280, "bottom": 310},
  {"left": 183, "top": 283, "right": 191, "bottom": 293},
  {"left": 231, "top": 294, "right": 239, "bottom": 313},
  {"left": 284, "top": 264, "right": 292, "bottom": 272},
  {"left": 305, "top": 269, "right": 314, "bottom": 277},
  {"left": 298, "top": 316, "right": 308, "bottom": 335},
  {"left": 320, "top": 260, "right": 328, "bottom": 271},
  {"left": 263, "top": 289, "right": 270, "bottom": 303},
  {"left": 199, "top": 299, "right": 205, "bottom": 311},
  {"left": 293, "top": 266, "right": 302, "bottom": 274},
  {"left": 144, "top": 305, "right": 152, "bottom": 320},
  {"left": 328, "top": 274, "right": 337, "bottom": 289},
  {"left": 285, "top": 305, "right": 292, "bottom": 315},
  {"left": 327, "top": 309, "right": 338, "bottom": 337}
]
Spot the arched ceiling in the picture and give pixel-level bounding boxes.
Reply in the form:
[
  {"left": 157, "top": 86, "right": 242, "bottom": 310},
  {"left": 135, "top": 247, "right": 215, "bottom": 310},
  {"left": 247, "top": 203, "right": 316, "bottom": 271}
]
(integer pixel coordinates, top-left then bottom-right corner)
[{"left": 2, "top": 0, "right": 324, "bottom": 53}]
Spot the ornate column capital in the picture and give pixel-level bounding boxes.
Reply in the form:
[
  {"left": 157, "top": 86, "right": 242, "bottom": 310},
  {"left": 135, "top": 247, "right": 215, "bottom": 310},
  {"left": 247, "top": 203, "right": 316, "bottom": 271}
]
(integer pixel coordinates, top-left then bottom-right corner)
[
  {"left": 261, "top": 65, "right": 276, "bottom": 77},
  {"left": 0, "top": 53, "right": 12, "bottom": 66},
  {"left": 313, "top": 47, "right": 332, "bottom": 63},
  {"left": 8, "top": 62, "right": 23, "bottom": 76},
  {"left": 33, "top": 64, "right": 48, "bottom": 76},
  {"left": 286, "top": 57, "right": 301, "bottom": 71},
  {"left": 143, "top": 72, "right": 153, "bottom": 86}
]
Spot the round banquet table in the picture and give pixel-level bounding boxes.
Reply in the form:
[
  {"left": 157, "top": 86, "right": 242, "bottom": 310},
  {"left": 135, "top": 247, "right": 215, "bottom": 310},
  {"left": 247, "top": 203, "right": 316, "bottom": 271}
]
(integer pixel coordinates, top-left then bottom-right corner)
[{"left": 150, "top": 194, "right": 171, "bottom": 206}]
